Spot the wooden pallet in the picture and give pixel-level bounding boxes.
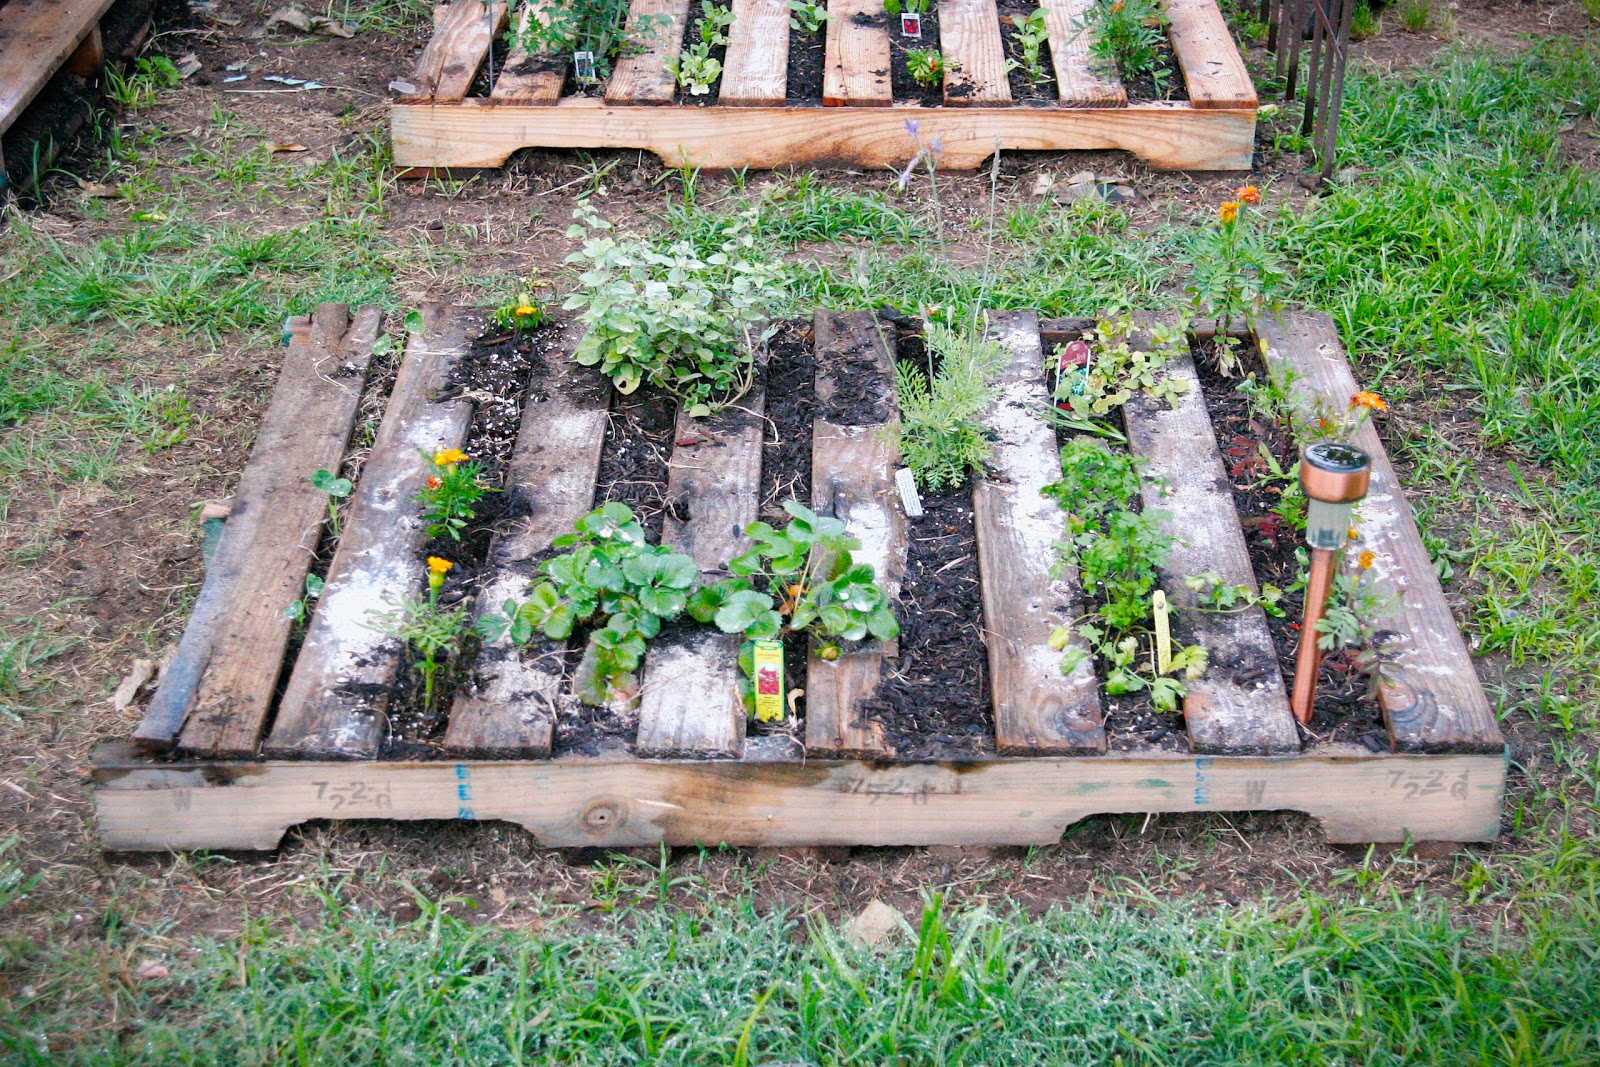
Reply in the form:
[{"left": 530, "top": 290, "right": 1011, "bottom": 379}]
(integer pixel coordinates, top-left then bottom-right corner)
[
  {"left": 389, "top": 0, "right": 1257, "bottom": 173},
  {"left": 0, "top": 0, "right": 125, "bottom": 186},
  {"left": 102, "top": 307, "right": 1505, "bottom": 852}
]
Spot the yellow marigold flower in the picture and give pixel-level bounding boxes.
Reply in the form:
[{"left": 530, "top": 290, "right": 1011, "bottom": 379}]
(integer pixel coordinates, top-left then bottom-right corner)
[
  {"left": 1235, "top": 184, "right": 1261, "bottom": 204},
  {"left": 514, "top": 304, "right": 538, "bottom": 317},
  {"left": 1219, "top": 200, "right": 1241, "bottom": 224},
  {"left": 1348, "top": 525, "right": 1360, "bottom": 541},
  {"left": 427, "top": 556, "right": 454, "bottom": 576},
  {"left": 433, "top": 448, "right": 470, "bottom": 466},
  {"left": 1359, "top": 550, "right": 1375, "bottom": 570},
  {"left": 1350, "top": 390, "right": 1388, "bottom": 413}
]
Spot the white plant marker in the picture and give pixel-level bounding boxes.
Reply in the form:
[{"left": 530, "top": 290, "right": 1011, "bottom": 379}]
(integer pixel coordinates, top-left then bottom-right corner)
[
  {"left": 1153, "top": 589, "right": 1173, "bottom": 675},
  {"left": 895, "top": 467, "right": 924, "bottom": 518}
]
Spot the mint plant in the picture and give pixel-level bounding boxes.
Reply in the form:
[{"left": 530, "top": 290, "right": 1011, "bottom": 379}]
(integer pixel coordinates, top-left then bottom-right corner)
[
  {"left": 478, "top": 502, "right": 699, "bottom": 706},
  {"left": 563, "top": 204, "right": 785, "bottom": 415}
]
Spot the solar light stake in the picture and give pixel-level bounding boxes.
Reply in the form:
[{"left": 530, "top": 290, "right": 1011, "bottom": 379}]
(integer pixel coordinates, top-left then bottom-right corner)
[{"left": 1291, "top": 442, "right": 1372, "bottom": 724}]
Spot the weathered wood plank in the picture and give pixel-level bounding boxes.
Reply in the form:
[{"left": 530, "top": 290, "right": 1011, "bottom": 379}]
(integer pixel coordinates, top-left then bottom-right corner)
[
  {"left": 443, "top": 323, "right": 610, "bottom": 758},
  {"left": 805, "top": 311, "right": 906, "bottom": 759},
  {"left": 167, "top": 307, "right": 385, "bottom": 758},
  {"left": 938, "top": 0, "right": 1012, "bottom": 106},
  {"left": 1044, "top": 0, "right": 1128, "bottom": 107},
  {"left": 411, "top": 0, "right": 493, "bottom": 99},
  {"left": 823, "top": 0, "right": 891, "bottom": 106},
  {"left": 491, "top": 0, "right": 567, "bottom": 103},
  {"left": 92, "top": 742, "right": 1506, "bottom": 851},
  {"left": 719, "top": 0, "right": 790, "bottom": 105},
  {"left": 1163, "top": 0, "right": 1257, "bottom": 109},
  {"left": 634, "top": 393, "right": 767, "bottom": 758},
  {"left": 1256, "top": 313, "right": 1503, "bottom": 754},
  {"left": 262, "top": 307, "right": 476, "bottom": 760},
  {"left": 1121, "top": 328, "right": 1300, "bottom": 755},
  {"left": 604, "top": 0, "right": 693, "bottom": 104},
  {"left": 437, "top": 1, "right": 507, "bottom": 101},
  {"left": 975, "top": 310, "right": 1105, "bottom": 755},
  {"left": 0, "top": 0, "right": 119, "bottom": 134},
  {"left": 391, "top": 98, "right": 1257, "bottom": 171}
]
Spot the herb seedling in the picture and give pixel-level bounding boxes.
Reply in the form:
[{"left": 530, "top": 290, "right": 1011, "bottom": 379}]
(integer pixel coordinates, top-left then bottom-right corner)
[
  {"left": 283, "top": 574, "right": 325, "bottom": 625},
  {"left": 370, "top": 557, "right": 471, "bottom": 711},
  {"left": 1185, "top": 573, "right": 1285, "bottom": 616},
  {"left": 416, "top": 449, "right": 495, "bottom": 541},
  {"left": 1046, "top": 315, "right": 1188, "bottom": 431},
  {"left": 787, "top": 0, "right": 830, "bottom": 32},
  {"left": 1007, "top": 9, "right": 1051, "bottom": 85},
  {"left": 893, "top": 323, "right": 1010, "bottom": 491},
  {"left": 310, "top": 467, "right": 353, "bottom": 538},
  {"left": 509, "top": 0, "right": 667, "bottom": 82}
]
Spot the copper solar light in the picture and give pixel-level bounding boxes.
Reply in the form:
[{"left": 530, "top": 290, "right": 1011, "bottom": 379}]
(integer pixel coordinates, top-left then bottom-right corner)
[{"left": 1291, "top": 441, "right": 1372, "bottom": 725}]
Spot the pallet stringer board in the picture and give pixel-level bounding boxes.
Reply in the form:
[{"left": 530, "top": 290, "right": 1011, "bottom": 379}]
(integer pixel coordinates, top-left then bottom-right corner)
[
  {"left": 605, "top": 0, "right": 694, "bottom": 104},
  {"left": 1255, "top": 313, "right": 1503, "bottom": 754},
  {"left": 823, "top": 0, "right": 892, "bottom": 106},
  {"left": 976, "top": 310, "right": 1106, "bottom": 755},
  {"left": 91, "top": 741, "right": 1506, "bottom": 851},
  {"left": 444, "top": 322, "right": 611, "bottom": 758},
  {"left": 262, "top": 306, "right": 477, "bottom": 761},
  {"left": 719, "top": 0, "right": 790, "bottom": 106},
  {"left": 390, "top": 99, "right": 1256, "bottom": 170},
  {"left": 1122, "top": 317, "right": 1300, "bottom": 755},
  {"left": 136, "top": 307, "right": 382, "bottom": 751},
  {"left": 1044, "top": 0, "right": 1128, "bottom": 107},
  {"left": 633, "top": 389, "right": 768, "bottom": 758},
  {"left": 939, "top": 0, "right": 1012, "bottom": 106},
  {"left": 1162, "top": 0, "right": 1257, "bottom": 109},
  {"left": 804, "top": 310, "right": 907, "bottom": 759}
]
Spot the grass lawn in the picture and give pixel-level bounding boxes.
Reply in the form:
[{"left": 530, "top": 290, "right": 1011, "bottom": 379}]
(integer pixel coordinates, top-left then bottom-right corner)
[{"left": 0, "top": 3, "right": 1598, "bottom": 1062}]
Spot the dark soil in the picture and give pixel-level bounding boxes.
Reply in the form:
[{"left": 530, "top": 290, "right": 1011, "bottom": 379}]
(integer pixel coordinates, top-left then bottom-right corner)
[
  {"left": 816, "top": 319, "right": 896, "bottom": 425},
  {"left": 859, "top": 487, "right": 993, "bottom": 758},
  {"left": 785, "top": 26, "right": 826, "bottom": 104},
  {"left": 594, "top": 388, "right": 679, "bottom": 542},
  {"left": 889, "top": 6, "right": 945, "bottom": 107},
  {"left": 1190, "top": 338, "right": 1387, "bottom": 749},
  {"left": 758, "top": 319, "right": 816, "bottom": 519},
  {"left": 1123, "top": 33, "right": 1188, "bottom": 102},
  {"left": 997, "top": 0, "right": 1058, "bottom": 105}
]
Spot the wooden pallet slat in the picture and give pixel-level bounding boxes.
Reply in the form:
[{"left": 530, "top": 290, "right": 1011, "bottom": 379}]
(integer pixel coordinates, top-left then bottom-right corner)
[
  {"left": 1162, "top": 0, "right": 1257, "bottom": 109},
  {"left": 410, "top": 0, "right": 499, "bottom": 100},
  {"left": 633, "top": 392, "right": 768, "bottom": 759},
  {"left": 1121, "top": 326, "right": 1300, "bottom": 756},
  {"left": 262, "top": 307, "right": 476, "bottom": 761},
  {"left": 975, "top": 311, "right": 1105, "bottom": 755},
  {"left": 938, "top": 0, "right": 1012, "bottom": 106},
  {"left": 605, "top": 0, "right": 694, "bottom": 104},
  {"left": 1044, "top": 0, "right": 1128, "bottom": 107},
  {"left": 491, "top": 0, "right": 567, "bottom": 103},
  {"left": 0, "top": 0, "right": 120, "bottom": 136},
  {"left": 718, "top": 0, "right": 791, "bottom": 106},
  {"left": 443, "top": 324, "right": 611, "bottom": 758},
  {"left": 1255, "top": 313, "right": 1503, "bottom": 755},
  {"left": 135, "top": 308, "right": 381, "bottom": 751},
  {"left": 804, "top": 311, "right": 907, "bottom": 759},
  {"left": 823, "top": 0, "right": 892, "bottom": 106}
]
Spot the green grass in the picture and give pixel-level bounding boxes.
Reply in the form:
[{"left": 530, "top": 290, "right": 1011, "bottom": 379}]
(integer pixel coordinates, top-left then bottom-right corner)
[{"left": 3, "top": 870, "right": 1599, "bottom": 1065}]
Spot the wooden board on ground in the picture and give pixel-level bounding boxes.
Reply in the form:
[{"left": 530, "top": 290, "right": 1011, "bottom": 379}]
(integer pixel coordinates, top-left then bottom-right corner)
[
  {"left": 408, "top": 0, "right": 503, "bottom": 101},
  {"left": 0, "top": 0, "right": 120, "bottom": 135},
  {"left": 491, "top": 0, "right": 566, "bottom": 103},
  {"left": 444, "top": 322, "right": 611, "bottom": 758},
  {"left": 823, "top": 0, "right": 892, "bottom": 107},
  {"left": 805, "top": 311, "right": 906, "bottom": 759},
  {"left": 92, "top": 741, "right": 1507, "bottom": 851},
  {"left": 1163, "top": 0, "right": 1257, "bottom": 109},
  {"left": 719, "top": 0, "right": 790, "bottom": 106},
  {"left": 633, "top": 394, "right": 767, "bottom": 758},
  {"left": 1256, "top": 312, "right": 1503, "bottom": 754},
  {"left": 135, "top": 307, "right": 381, "bottom": 751},
  {"left": 605, "top": 0, "right": 693, "bottom": 104},
  {"left": 975, "top": 311, "right": 1106, "bottom": 755},
  {"left": 1044, "top": 0, "right": 1128, "bottom": 107},
  {"left": 1121, "top": 336, "right": 1301, "bottom": 755},
  {"left": 261, "top": 306, "right": 476, "bottom": 760},
  {"left": 939, "top": 0, "right": 1012, "bottom": 106},
  {"left": 390, "top": 99, "right": 1257, "bottom": 171}
]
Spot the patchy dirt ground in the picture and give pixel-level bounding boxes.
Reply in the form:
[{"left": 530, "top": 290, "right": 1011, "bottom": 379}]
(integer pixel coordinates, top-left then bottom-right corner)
[{"left": 0, "top": 0, "right": 1594, "bottom": 955}]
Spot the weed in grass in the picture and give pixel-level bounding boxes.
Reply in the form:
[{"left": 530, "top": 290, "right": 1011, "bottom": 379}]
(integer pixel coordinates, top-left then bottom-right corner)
[
  {"left": 1351, "top": 0, "right": 1381, "bottom": 40},
  {"left": 0, "top": 606, "right": 82, "bottom": 719},
  {"left": 104, "top": 57, "right": 181, "bottom": 109}
]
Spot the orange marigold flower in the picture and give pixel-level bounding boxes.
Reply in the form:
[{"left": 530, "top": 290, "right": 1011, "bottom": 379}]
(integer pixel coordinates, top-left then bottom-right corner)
[
  {"left": 1219, "top": 200, "right": 1241, "bottom": 224},
  {"left": 1359, "top": 550, "right": 1375, "bottom": 570},
  {"left": 427, "top": 556, "right": 454, "bottom": 576},
  {"left": 425, "top": 476, "right": 442, "bottom": 490},
  {"left": 514, "top": 304, "right": 538, "bottom": 317},
  {"left": 433, "top": 448, "right": 470, "bottom": 466},
  {"left": 1235, "top": 184, "right": 1261, "bottom": 204},
  {"left": 1350, "top": 390, "right": 1388, "bottom": 413}
]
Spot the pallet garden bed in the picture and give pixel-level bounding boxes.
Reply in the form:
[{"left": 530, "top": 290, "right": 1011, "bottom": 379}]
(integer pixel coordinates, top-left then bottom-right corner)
[
  {"left": 389, "top": 0, "right": 1257, "bottom": 173},
  {"left": 99, "top": 305, "right": 1505, "bottom": 852}
]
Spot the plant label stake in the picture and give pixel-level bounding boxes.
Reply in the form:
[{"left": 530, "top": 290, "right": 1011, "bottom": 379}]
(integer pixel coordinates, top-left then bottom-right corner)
[
  {"left": 1152, "top": 590, "right": 1172, "bottom": 675},
  {"left": 573, "top": 50, "right": 596, "bottom": 86},
  {"left": 895, "top": 467, "right": 924, "bottom": 518},
  {"left": 752, "top": 639, "right": 786, "bottom": 722},
  {"left": 1292, "top": 442, "right": 1372, "bottom": 724},
  {"left": 901, "top": 12, "right": 922, "bottom": 36}
]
